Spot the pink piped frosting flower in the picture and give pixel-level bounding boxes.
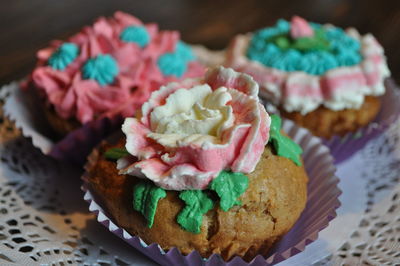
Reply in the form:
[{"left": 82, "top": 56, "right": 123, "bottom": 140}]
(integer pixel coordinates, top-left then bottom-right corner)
[
  {"left": 290, "top": 16, "right": 314, "bottom": 39},
  {"left": 31, "top": 11, "right": 205, "bottom": 124},
  {"left": 117, "top": 67, "right": 271, "bottom": 190}
]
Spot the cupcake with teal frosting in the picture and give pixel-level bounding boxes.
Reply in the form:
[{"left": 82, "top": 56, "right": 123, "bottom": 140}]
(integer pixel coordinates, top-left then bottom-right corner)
[
  {"left": 225, "top": 16, "right": 390, "bottom": 138},
  {"left": 28, "top": 11, "right": 205, "bottom": 136}
]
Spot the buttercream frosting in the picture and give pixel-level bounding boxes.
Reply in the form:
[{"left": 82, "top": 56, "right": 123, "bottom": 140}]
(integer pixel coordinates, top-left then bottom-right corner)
[
  {"left": 177, "top": 189, "right": 214, "bottom": 233},
  {"left": 246, "top": 19, "right": 361, "bottom": 75},
  {"left": 30, "top": 12, "right": 205, "bottom": 124},
  {"left": 226, "top": 16, "right": 390, "bottom": 115},
  {"left": 133, "top": 181, "right": 166, "bottom": 228},
  {"left": 148, "top": 85, "right": 234, "bottom": 147},
  {"left": 120, "top": 25, "right": 150, "bottom": 47},
  {"left": 82, "top": 54, "right": 119, "bottom": 86},
  {"left": 157, "top": 41, "right": 196, "bottom": 77},
  {"left": 209, "top": 170, "right": 249, "bottom": 211},
  {"left": 48, "top": 43, "right": 79, "bottom": 70},
  {"left": 117, "top": 67, "right": 270, "bottom": 190}
]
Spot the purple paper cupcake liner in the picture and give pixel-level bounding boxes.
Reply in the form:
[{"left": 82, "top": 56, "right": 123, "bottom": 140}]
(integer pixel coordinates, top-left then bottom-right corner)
[
  {"left": 323, "top": 78, "right": 400, "bottom": 164},
  {"left": 3, "top": 82, "right": 124, "bottom": 166},
  {"left": 49, "top": 115, "right": 123, "bottom": 165},
  {"left": 82, "top": 119, "right": 341, "bottom": 266}
]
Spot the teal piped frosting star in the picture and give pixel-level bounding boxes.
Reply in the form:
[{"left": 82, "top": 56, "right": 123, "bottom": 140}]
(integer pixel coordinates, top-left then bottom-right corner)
[
  {"left": 158, "top": 53, "right": 187, "bottom": 77},
  {"left": 157, "top": 41, "right": 195, "bottom": 78},
  {"left": 82, "top": 54, "right": 119, "bottom": 86},
  {"left": 246, "top": 19, "right": 362, "bottom": 75},
  {"left": 176, "top": 41, "right": 195, "bottom": 61},
  {"left": 120, "top": 25, "right": 150, "bottom": 47},
  {"left": 48, "top": 43, "right": 79, "bottom": 70}
]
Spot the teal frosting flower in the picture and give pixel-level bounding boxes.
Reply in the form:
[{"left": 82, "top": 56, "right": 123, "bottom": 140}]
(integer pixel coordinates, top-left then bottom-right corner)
[
  {"left": 157, "top": 41, "right": 195, "bottom": 78},
  {"left": 120, "top": 25, "right": 150, "bottom": 47},
  {"left": 82, "top": 54, "right": 119, "bottom": 86},
  {"left": 48, "top": 43, "right": 79, "bottom": 70},
  {"left": 246, "top": 19, "right": 363, "bottom": 75}
]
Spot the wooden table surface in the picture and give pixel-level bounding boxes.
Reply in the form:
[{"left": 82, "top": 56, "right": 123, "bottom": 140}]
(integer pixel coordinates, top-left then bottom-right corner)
[{"left": 1, "top": 0, "right": 399, "bottom": 85}]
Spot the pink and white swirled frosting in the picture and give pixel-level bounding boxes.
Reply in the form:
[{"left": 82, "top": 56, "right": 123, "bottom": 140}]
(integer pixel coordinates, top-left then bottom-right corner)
[
  {"left": 31, "top": 11, "right": 204, "bottom": 124},
  {"left": 226, "top": 24, "right": 390, "bottom": 115},
  {"left": 117, "top": 67, "right": 270, "bottom": 190}
]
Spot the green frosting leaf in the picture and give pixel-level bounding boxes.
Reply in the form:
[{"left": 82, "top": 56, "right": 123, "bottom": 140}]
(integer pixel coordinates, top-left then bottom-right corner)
[
  {"left": 133, "top": 181, "right": 167, "bottom": 228},
  {"left": 104, "top": 147, "right": 129, "bottom": 160},
  {"left": 271, "top": 29, "right": 330, "bottom": 52},
  {"left": 209, "top": 171, "right": 249, "bottom": 211},
  {"left": 292, "top": 29, "right": 331, "bottom": 51},
  {"left": 275, "top": 35, "right": 291, "bottom": 50},
  {"left": 177, "top": 190, "right": 214, "bottom": 234},
  {"left": 269, "top": 114, "right": 303, "bottom": 166}
]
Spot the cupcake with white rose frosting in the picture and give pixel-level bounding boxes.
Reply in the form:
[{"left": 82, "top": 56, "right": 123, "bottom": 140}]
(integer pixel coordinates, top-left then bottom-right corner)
[
  {"left": 225, "top": 16, "right": 391, "bottom": 138},
  {"left": 83, "top": 66, "right": 311, "bottom": 261}
]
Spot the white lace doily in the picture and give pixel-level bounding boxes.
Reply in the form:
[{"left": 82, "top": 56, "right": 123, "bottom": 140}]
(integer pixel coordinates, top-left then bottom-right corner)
[{"left": 0, "top": 86, "right": 399, "bottom": 265}]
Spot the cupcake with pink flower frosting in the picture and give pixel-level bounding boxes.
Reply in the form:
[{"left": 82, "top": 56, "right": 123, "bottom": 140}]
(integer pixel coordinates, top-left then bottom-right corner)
[
  {"left": 225, "top": 16, "right": 391, "bottom": 138},
  {"left": 83, "top": 66, "right": 309, "bottom": 261},
  {"left": 29, "top": 11, "right": 205, "bottom": 136}
]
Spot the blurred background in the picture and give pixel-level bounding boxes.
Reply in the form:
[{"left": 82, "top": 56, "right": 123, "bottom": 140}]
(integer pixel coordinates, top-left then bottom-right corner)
[{"left": 1, "top": 0, "right": 399, "bottom": 84}]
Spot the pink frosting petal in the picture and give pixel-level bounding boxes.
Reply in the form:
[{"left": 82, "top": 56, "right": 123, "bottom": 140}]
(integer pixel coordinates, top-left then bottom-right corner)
[
  {"left": 144, "top": 30, "right": 179, "bottom": 60},
  {"left": 113, "top": 43, "right": 142, "bottom": 72},
  {"left": 92, "top": 17, "right": 115, "bottom": 39},
  {"left": 32, "top": 67, "right": 75, "bottom": 119},
  {"left": 119, "top": 157, "right": 216, "bottom": 190},
  {"left": 205, "top": 66, "right": 259, "bottom": 97},
  {"left": 122, "top": 118, "right": 160, "bottom": 159},
  {"left": 114, "top": 11, "right": 143, "bottom": 26},
  {"left": 229, "top": 91, "right": 270, "bottom": 173},
  {"left": 37, "top": 45, "right": 58, "bottom": 61},
  {"left": 157, "top": 125, "right": 249, "bottom": 173},
  {"left": 73, "top": 75, "right": 132, "bottom": 123},
  {"left": 130, "top": 58, "right": 164, "bottom": 90},
  {"left": 184, "top": 61, "right": 207, "bottom": 79}
]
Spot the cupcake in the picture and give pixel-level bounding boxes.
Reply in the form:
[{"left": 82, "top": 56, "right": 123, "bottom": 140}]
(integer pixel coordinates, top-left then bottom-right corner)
[
  {"left": 28, "top": 11, "right": 205, "bottom": 136},
  {"left": 83, "top": 66, "right": 309, "bottom": 261},
  {"left": 225, "top": 16, "right": 390, "bottom": 139}
]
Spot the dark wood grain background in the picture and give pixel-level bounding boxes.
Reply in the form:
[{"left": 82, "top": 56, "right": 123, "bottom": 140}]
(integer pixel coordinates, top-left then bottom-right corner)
[{"left": 1, "top": 0, "right": 399, "bottom": 85}]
